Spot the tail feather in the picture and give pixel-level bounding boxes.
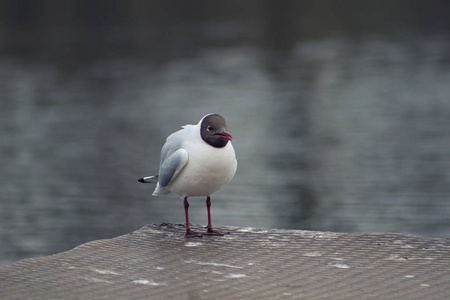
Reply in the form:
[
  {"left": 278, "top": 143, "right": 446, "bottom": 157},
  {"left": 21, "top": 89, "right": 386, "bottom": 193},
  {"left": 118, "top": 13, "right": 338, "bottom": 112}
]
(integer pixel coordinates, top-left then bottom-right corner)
[{"left": 138, "top": 175, "right": 158, "bottom": 183}]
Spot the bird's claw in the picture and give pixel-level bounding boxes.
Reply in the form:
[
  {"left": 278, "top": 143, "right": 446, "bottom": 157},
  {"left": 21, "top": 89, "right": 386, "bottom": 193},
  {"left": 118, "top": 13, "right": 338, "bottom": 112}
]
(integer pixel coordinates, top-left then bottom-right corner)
[
  {"left": 203, "top": 228, "right": 228, "bottom": 236},
  {"left": 185, "top": 229, "right": 203, "bottom": 238}
]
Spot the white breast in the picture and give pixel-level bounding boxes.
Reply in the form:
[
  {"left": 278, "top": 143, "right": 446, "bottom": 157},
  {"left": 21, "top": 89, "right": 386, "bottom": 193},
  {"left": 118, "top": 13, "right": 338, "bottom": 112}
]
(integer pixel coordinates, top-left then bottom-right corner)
[{"left": 168, "top": 132, "right": 237, "bottom": 197}]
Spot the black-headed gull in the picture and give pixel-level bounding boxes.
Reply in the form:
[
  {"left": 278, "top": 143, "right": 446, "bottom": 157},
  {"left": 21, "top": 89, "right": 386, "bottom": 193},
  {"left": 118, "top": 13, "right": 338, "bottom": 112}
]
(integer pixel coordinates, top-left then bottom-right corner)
[{"left": 138, "top": 114, "right": 237, "bottom": 237}]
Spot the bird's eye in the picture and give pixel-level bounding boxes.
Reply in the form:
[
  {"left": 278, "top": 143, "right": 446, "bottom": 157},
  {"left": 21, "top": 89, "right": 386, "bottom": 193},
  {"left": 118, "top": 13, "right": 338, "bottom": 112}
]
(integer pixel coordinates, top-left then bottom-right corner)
[{"left": 207, "top": 126, "right": 213, "bottom": 131}]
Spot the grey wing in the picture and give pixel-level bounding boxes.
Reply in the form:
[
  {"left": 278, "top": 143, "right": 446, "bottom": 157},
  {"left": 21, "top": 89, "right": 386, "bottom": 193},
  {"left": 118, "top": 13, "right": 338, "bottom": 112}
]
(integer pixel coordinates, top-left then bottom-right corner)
[{"left": 158, "top": 148, "right": 189, "bottom": 188}]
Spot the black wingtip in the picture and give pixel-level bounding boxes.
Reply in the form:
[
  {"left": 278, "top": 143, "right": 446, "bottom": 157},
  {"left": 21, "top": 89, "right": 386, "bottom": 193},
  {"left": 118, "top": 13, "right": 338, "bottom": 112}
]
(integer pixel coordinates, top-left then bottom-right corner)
[{"left": 138, "top": 175, "right": 158, "bottom": 183}]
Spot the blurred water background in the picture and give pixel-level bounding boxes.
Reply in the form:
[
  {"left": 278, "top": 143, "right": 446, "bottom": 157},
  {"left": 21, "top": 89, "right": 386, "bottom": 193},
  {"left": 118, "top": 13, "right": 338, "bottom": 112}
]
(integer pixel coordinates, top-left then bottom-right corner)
[{"left": 1, "top": 1, "right": 450, "bottom": 266}]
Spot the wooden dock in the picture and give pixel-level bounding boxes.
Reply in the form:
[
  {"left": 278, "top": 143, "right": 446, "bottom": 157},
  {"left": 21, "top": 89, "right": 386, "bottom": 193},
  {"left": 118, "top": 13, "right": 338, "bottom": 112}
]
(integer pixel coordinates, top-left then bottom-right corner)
[{"left": 1, "top": 223, "right": 449, "bottom": 299}]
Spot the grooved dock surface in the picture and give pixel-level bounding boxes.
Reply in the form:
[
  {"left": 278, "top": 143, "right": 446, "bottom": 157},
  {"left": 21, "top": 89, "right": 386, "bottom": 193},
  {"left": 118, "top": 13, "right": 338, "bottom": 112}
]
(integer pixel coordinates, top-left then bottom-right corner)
[{"left": 1, "top": 224, "right": 449, "bottom": 299}]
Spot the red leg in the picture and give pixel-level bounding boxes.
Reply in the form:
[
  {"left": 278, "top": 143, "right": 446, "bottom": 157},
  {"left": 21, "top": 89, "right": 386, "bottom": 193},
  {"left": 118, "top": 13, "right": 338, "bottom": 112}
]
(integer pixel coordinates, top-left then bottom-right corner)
[
  {"left": 204, "top": 196, "right": 224, "bottom": 236},
  {"left": 184, "top": 197, "right": 202, "bottom": 238}
]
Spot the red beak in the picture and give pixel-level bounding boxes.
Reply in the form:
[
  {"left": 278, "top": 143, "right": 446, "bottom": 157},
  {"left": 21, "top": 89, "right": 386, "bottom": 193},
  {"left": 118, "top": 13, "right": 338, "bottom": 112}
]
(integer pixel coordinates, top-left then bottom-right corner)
[{"left": 215, "top": 132, "right": 233, "bottom": 141}]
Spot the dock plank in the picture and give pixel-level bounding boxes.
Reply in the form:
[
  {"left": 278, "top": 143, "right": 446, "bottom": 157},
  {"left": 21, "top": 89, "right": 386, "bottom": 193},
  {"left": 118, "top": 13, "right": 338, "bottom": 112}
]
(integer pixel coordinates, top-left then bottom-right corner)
[{"left": 1, "top": 223, "right": 449, "bottom": 299}]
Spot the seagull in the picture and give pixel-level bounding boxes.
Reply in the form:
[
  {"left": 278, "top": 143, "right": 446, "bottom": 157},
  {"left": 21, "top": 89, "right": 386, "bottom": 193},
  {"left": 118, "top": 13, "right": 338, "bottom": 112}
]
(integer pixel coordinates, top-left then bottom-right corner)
[{"left": 138, "top": 114, "right": 237, "bottom": 237}]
